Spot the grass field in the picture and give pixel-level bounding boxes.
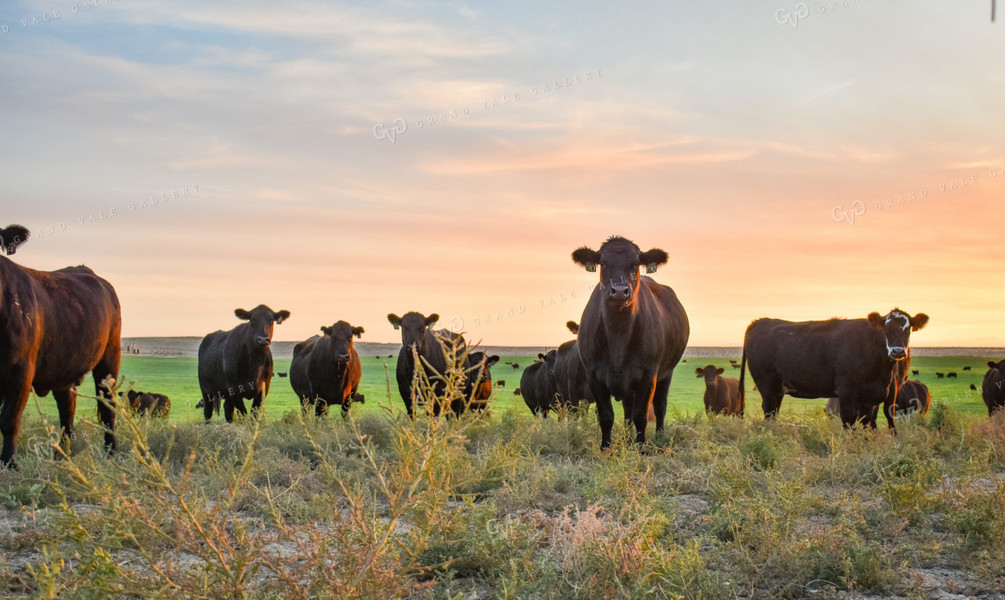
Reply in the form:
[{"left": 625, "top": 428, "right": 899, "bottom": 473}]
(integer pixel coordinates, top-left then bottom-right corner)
[
  {"left": 35, "top": 353, "right": 997, "bottom": 425},
  {"left": 3, "top": 353, "right": 1004, "bottom": 599}
]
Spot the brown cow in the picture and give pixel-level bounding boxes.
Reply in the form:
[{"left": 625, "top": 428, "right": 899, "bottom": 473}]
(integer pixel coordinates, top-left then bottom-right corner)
[
  {"left": 0, "top": 225, "right": 122, "bottom": 468},
  {"left": 695, "top": 365, "right": 742, "bottom": 416},
  {"left": 126, "top": 390, "right": 171, "bottom": 418}
]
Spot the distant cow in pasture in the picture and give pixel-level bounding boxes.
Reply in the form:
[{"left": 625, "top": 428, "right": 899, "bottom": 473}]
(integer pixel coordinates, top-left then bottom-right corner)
[
  {"left": 936, "top": 372, "right": 945, "bottom": 379},
  {"left": 126, "top": 390, "right": 171, "bottom": 418},
  {"left": 971, "top": 383, "right": 978, "bottom": 391},
  {"left": 466, "top": 351, "right": 500, "bottom": 411},
  {"left": 883, "top": 380, "right": 930, "bottom": 426},
  {"left": 740, "top": 308, "right": 929, "bottom": 429},
  {"left": 520, "top": 351, "right": 558, "bottom": 416},
  {"left": 510, "top": 363, "right": 520, "bottom": 369},
  {"left": 695, "top": 365, "right": 742, "bottom": 416},
  {"left": 496, "top": 380, "right": 506, "bottom": 387},
  {"left": 290, "top": 321, "right": 364, "bottom": 417},
  {"left": 572, "top": 236, "right": 690, "bottom": 447},
  {"left": 982, "top": 360, "right": 1005, "bottom": 416},
  {"left": 277, "top": 372, "right": 288, "bottom": 378},
  {"left": 947, "top": 372, "right": 958, "bottom": 378},
  {"left": 0, "top": 225, "right": 122, "bottom": 469},
  {"left": 963, "top": 366, "right": 971, "bottom": 371},
  {"left": 911, "top": 370, "right": 919, "bottom": 376},
  {"left": 198, "top": 305, "right": 290, "bottom": 423},
  {"left": 513, "top": 387, "right": 522, "bottom": 396}
]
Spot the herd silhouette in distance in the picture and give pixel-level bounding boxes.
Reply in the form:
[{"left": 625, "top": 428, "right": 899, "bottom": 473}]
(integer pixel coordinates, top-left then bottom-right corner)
[{"left": 3, "top": 224, "right": 1005, "bottom": 467}]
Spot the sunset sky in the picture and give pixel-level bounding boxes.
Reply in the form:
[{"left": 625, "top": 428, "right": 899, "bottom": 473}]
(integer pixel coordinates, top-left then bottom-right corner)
[{"left": 1, "top": 1, "right": 1003, "bottom": 347}]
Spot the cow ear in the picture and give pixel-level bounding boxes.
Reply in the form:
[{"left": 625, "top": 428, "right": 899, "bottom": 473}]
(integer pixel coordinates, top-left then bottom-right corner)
[
  {"left": 387, "top": 313, "right": 401, "bottom": 330},
  {"left": 566, "top": 321, "right": 579, "bottom": 335},
  {"left": 867, "top": 312, "right": 884, "bottom": 330},
  {"left": 353, "top": 326, "right": 365, "bottom": 338},
  {"left": 538, "top": 353, "right": 545, "bottom": 360},
  {"left": 486, "top": 355, "right": 500, "bottom": 367},
  {"left": 274, "top": 310, "right": 291, "bottom": 324},
  {"left": 990, "top": 361, "right": 999, "bottom": 369},
  {"left": 639, "top": 248, "right": 668, "bottom": 274},
  {"left": 321, "top": 326, "right": 332, "bottom": 336},
  {"left": 0, "top": 224, "right": 30, "bottom": 256},
  {"left": 425, "top": 313, "right": 439, "bottom": 329},
  {"left": 695, "top": 367, "right": 704, "bottom": 376},
  {"left": 235, "top": 308, "right": 252, "bottom": 321},
  {"left": 717, "top": 367, "right": 725, "bottom": 375},
  {"left": 571, "top": 247, "right": 600, "bottom": 272},
  {"left": 909, "top": 313, "right": 929, "bottom": 331}
]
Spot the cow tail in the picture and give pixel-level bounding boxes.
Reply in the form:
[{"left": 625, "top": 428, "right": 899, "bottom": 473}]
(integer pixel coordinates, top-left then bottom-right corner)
[{"left": 738, "top": 348, "right": 747, "bottom": 416}]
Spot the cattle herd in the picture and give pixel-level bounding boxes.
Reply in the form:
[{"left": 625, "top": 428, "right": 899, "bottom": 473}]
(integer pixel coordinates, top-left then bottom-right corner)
[{"left": 2, "top": 225, "right": 1005, "bottom": 468}]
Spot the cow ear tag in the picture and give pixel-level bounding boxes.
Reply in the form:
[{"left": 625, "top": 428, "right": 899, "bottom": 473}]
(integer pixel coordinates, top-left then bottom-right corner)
[
  {"left": 586, "top": 263, "right": 597, "bottom": 272},
  {"left": 645, "top": 263, "right": 657, "bottom": 274},
  {"left": 392, "top": 323, "right": 400, "bottom": 330}
]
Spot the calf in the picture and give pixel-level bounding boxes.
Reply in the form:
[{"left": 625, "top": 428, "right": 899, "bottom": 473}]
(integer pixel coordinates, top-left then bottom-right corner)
[
  {"left": 198, "top": 305, "right": 290, "bottom": 422},
  {"left": 572, "top": 236, "right": 690, "bottom": 447},
  {"left": 126, "top": 390, "right": 171, "bottom": 418},
  {"left": 0, "top": 225, "right": 121, "bottom": 468},
  {"left": 740, "top": 308, "right": 929, "bottom": 428},
  {"left": 695, "top": 365, "right": 742, "bottom": 416},
  {"left": 982, "top": 360, "right": 1005, "bottom": 416},
  {"left": 520, "top": 351, "right": 558, "bottom": 416},
  {"left": 289, "top": 321, "right": 364, "bottom": 417},
  {"left": 883, "top": 380, "right": 930, "bottom": 426}
]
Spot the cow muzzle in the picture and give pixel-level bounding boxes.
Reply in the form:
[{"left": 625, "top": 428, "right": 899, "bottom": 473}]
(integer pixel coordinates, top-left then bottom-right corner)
[
  {"left": 608, "top": 282, "right": 631, "bottom": 302},
  {"left": 337, "top": 353, "right": 351, "bottom": 362},
  {"left": 888, "top": 346, "right": 907, "bottom": 360},
  {"left": 256, "top": 336, "right": 272, "bottom": 347}
]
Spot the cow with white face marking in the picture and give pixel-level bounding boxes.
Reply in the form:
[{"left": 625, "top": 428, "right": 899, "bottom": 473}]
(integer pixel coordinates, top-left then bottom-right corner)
[{"left": 739, "top": 308, "right": 929, "bottom": 428}]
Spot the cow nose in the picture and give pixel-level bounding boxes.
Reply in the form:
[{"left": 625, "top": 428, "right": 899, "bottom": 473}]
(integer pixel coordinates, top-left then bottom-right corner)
[
  {"left": 337, "top": 353, "right": 350, "bottom": 361},
  {"left": 256, "top": 336, "right": 271, "bottom": 347},
  {"left": 609, "top": 283, "right": 631, "bottom": 300},
  {"left": 889, "top": 347, "right": 906, "bottom": 359}
]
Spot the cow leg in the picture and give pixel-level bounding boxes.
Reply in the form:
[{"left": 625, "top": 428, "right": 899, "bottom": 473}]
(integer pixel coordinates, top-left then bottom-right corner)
[
  {"left": 250, "top": 392, "right": 263, "bottom": 419},
  {"left": 590, "top": 379, "right": 615, "bottom": 450},
  {"left": 652, "top": 377, "right": 671, "bottom": 433},
  {"left": 759, "top": 378, "right": 784, "bottom": 419},
  {"left": 224, "top": 397, "right": 237, "bottom": 422},
  {"left": 315, "top": 399, "right": 327, "bottom": 418},
  {"left": 52, "top": 386, "right": 77, "bottom": 458},
  {"left": 203, "top": 394, "right": 217, "bottom": 422},
  {"left": 0, "top": 366, "right": 34, "bottom": 469},
  {"left": 92, "top": 361, "right": 118, "bottom": 452}
]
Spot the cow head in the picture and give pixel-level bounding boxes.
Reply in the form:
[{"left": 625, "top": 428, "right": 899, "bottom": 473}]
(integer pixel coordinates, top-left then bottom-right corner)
[
  {"left": 0, "top": 224, "right": 30, "bottom": 256},
  {"left": 572, "top": 236, "right": 668, "bottom": 308},
  {"left": 235, "top": 305, "right": 290, "bottom": 348},
  {"left": 695, "top": 365, "right": 725, "bottom": 387},
  {"left": 468, "top": 351, "right": 500, "bottom": 384},
  {"left": 867, "top": 309, "right": 928, "bottom": 360},
  {"left": 321, "top": 320, "right": 364, "bottom": 363},
  {"left": 988, "top": 360, "right": 1005, "bottom": 373},
  {"left": 388, "top": 312, "right": 439, "bottom": 353}
]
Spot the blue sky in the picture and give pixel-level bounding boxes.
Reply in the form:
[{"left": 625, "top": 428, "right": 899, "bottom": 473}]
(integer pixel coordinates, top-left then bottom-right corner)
[{"left": 1, "top": 0, "right": 1003, "bottom": 346}]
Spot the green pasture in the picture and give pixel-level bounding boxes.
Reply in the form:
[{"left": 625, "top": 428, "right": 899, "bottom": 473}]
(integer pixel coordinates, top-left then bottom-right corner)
[{"left": 23, "top": 354, "right": 996, "bottom": 426}]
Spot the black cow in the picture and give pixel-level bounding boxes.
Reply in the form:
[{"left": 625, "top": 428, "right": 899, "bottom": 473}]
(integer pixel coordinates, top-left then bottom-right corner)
[
  {"left": 739, "top": 309, "right": 929, "bottom": 428},
  {"left": 883, "top": 380, "right": 930, "bottom": 426},
  {"left": 982, "top": 360, "right": 1005, "bottom": 416},
  {"left": 277, "top": 372, "right": 288, "bottom": 378},
  {"left": 388, "top": 312, "right": 477, "bottom": 416},
  {"left": 290, "top": 321, "right": 364, "bottom": 417},
  {"left": 198, "top": 305, "right": 290, "bottom": 422},
  {"left": 466, "top": 351, "right": 500, "bottom": 411},
  {"left": 552, "top": 320, "right": 595, "bottom": 410},
  {"left": 963, "top": 366, "right": 972, "bottom": 371},
  {"left": 0, "top": 225, "right": 121, "bottom": 468},
  {"left": 572, "top": 236, "right": 690, "bottom": 447},
  {"left": 911, "top": 370, "right": 919, "bottom": 376},
  {"left": 947, "top": 372, "right": 958, "bottom": 378},
  {"left": 971, "top": 383, "right": 978, "bottom": 391},
  {"left": 126, "top": 390, "right": 171, "bottom": 418},
  {"left": 496, "top": 380, "right": 506, "bottom": 387},
  {"left": 936, "top": 372, "right": 945, "bottom": 379},
  {"left": 520, "top": 351, "right": 558, "bottom": 416}
]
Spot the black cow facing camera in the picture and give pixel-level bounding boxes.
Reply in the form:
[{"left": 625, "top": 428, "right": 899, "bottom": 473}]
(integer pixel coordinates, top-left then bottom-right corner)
[
  {"left": 198, "top": 305, "right": 290, "bottom": 422},
  {"left": 290, "top": 321, "right": 364, "bottom": 417}
]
